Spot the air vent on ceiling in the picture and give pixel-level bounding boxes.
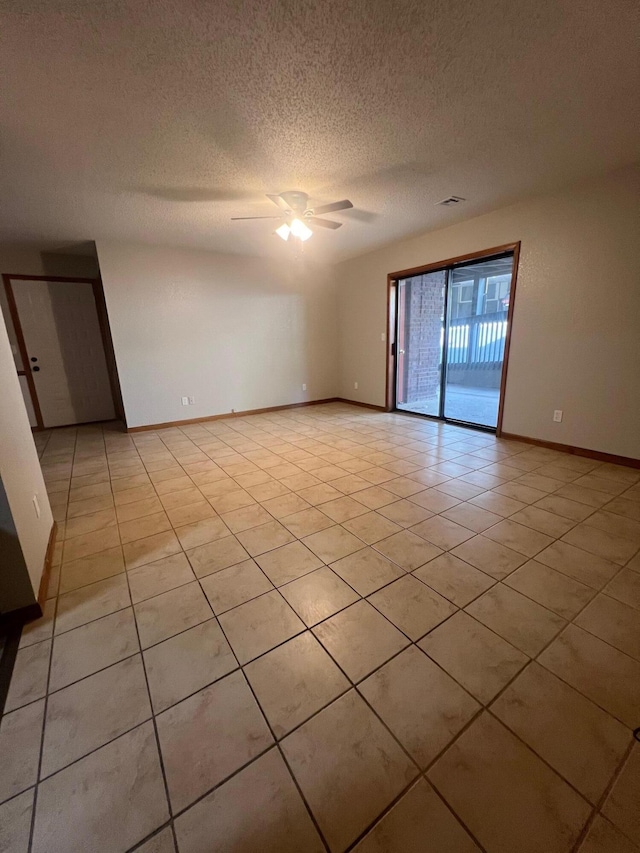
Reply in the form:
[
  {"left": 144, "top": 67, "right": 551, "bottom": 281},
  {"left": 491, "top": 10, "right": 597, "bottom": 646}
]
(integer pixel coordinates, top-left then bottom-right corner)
[{"left": 436, "top": 196, "right": 466, "bottom": 206}]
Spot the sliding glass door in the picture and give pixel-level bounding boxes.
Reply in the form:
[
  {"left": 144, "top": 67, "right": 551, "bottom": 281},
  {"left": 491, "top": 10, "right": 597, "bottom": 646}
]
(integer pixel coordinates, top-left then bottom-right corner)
[{"left": 395, "top": 251, "right": 514, "bottom": 430}]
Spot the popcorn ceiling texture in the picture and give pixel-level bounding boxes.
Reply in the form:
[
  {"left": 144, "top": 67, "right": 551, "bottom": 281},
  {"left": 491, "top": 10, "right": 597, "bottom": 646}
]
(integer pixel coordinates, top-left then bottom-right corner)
[{"left": 0, "top": 0, "right": 638, "bottom": 260}]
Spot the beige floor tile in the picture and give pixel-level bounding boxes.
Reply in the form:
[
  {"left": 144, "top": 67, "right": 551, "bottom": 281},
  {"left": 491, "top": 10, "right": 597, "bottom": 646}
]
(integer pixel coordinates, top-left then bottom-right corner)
[
  {"left": 409, "top": 489, "right": 461, "bottom": 513},
  {"left": 586, "top": 511, "right": 640, "bottom": 545},
  {"left": 236, "top": 519, "right": 296, "bottom": 556},
  {"left": 411, "top": 515, "right": 476, "bottom": 550},
  {"left": 320, "top": 495, "right": 370, "bottom": 523},
  {"left": 535, "top": 540, "right": 619, "bottom": 589},
  {"left": 494, "top": 481, "right": 549, "bottom": 504},
  {"left": 360, "top": 646, "right": 479, "bottom": 769},
  {"left": 113, "top": 483, "right": 158, "bottom": 506},
  {"left": 295, "top": 482, "right": 342, "bottom": 505},
  {"left": 55, "top": 574, "right": 130, "bottom": 634},
  {"left": 60, "top": 546, "right": 125, "bottom": 593},
  {"left": 127, "top": 552, "right": 195, "bottom": 603},
  {"left": 341, "top": 511, "right": 402, "bottom": 545},
  {"left": 281, "top": 506, "right": 334, "bottom": 537},
  {"left": 413, "top": 552, "right": 495, "bottom": 607},
  {"left": 154, "top": 475, "right": 194, "bottom": 496},
  {"left": 510, "top": 505, "right": 576, "bottom": 538},
  {"left": 244, "top": 632, "right": 349, "bottom": 737},
  {"left": 281, "top": 690, "right": 418, "bottom": 853},
  {"left": 563, "top": 523, "right": 639, "bottom": 566},
  {"left": 352, "top": 486, "right": 397, "bottom": 510},
  {"left": 0, "top": 699, "right": 44, "bottom": 804},
  {"left": 466, "top": 583, "right": 565, "bottom": 656},
  {"left": 441, "top": 502, "right": 502, "bottom": 533},
  {"left": 254, "top": 540, "right": 323, "bottom": 586},
  {"left": 134, "top": 581, "right": 212, "bottom": 649},
  {"left": 144, "top": 619, "right": 237, "bottom": 712},
  {"left": 0, "top": 789, "right": 34, "bottom": 853},
  {"left": 62, "top": 526, "right": 120, "bottom": 563},
  {"left": 156, "top": 671, "right": 273, "bottom": 813},
  {"left": 112, "top": 472, "right": 152, "bottom": 492},
  {"left": 313, "top": 600, "right": 409, "bottom": 682},
  {"left": 115, "top": 495, "right": 163, "bottom": 523},
  {"left": 260, "top": 492, "right": 312, "bottom": 519},
  {"left": 368, "top": 574, "right": 456, "bottom": 640},
  {"left": 218, "top": 590, "right": 305, "bottom": 664},
  {"left": 67, "top": 495, "right": 116, "bottom": 520},
  {"left": 492, "top": 662, "right": 631, "bottom": 803},
  {"left": 186, "top": 534, "right": 249, "bottom": 577},
  {"left": 604, "top": 568, "right": 640, "bottom": 610},
  {"left": 165, "top": 500, "right": 215, "bottom": 527},
  {"left": 159, "top": 486, "right": 204, "bottom": 512},
  {"left": 174, "top": 516, "right": 230, "bottom": 550},
  {"left": 209, "top": 489, "right": 256, "bottom": 514},
  {"left": 602, "top": 745, "right": 640, "bottom": 847},
  {"left": 538, "top": 624, "right": 640, "bottom": 728},
  {"left": 451, "top": 534, "right": 527, "bottom": 579},
  {"left": 64, "top": 507, "right": 117, "bottom": 541},
  {"left": 504, "top": 560, "right": 596, "bottom": 619},
  {"left": 330, "top": 547, "right": 405, "bottom": 596},
  {"left": 428, "top": 712, "right": 590, "bottom": 853},
  {"left": 200, "top": 559, "right": 273, "bottom": 613},
  {"left": 469, "top": 490, "right": 527, "bottom": 517},
  {"left": 373, "top": 529, "right": 442, "bottom": 571},
  {"left": 5, "top": 640, "right": 51, "bottom": 712},
  {"left": 376, "top": 499, "right": 432, "bottom": 528},
  {"left": 69, "top": 481, "right": 112, "bottom": 502},
  {"left": 482, "top": 518, "right": 554, "bottom": 557},
  {"left": 578, "top": 815, "right": 640, "bottom": 853},
  {"left": 573, "top": 474, "right": 627, "bottom": 496},
  {"left": 280, "top": 566, "right": 359, "bottom": 626},
  {"left": 219, "top": 503, "right": 273, "bottom": 534},
  {"left": 135, "top": 827, "right": 176, "bottom": 853},
  {"left": 603, "top": 496, "right": 640, "bottom": 522},
  {"left": 574, "top": 594, "right": 640, "bottom": 660},
  {"left": 19, "top": 599, "right": 56, "bottom": 648},
  {"left": 533, "top": 494, "right": 596, "bottom": 522},
  {"left": 354, "top": 778, "right": 480, "bottom": 852},
  {"left": 423, "top": 607, "right": 525, "bottom": 696},
  {"left": 49, "top": 608, "right": 139, "bottom": 692},
  {"left": 359, "top": 466, "right": 400, "bottom": 485},
  {"left": 119, "top": 512, "right": 171, "bottom": 545},
  {"left": 199, "top": 478, "right": 242, "bottom": 499},
  {"left": 123, "top": 530, "right": 182, "bottom": 570},
  {"left": 32, "top": 722, "right": 168, "bottom": 853},
  {"left": 303, "top": 525, "right": 365, "bottom": 563},
  {"left": 174, "top": 748, "right": 324, "bottom": 853},
  {"left": 41, "top": 655, "right": 151, "bottom": 777}
]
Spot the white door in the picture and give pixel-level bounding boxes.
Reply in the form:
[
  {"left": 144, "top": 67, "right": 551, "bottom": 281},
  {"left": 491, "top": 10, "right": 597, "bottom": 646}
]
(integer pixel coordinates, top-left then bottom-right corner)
[{"left": 12, "top": 279, "right": 115, "bottom": 428}]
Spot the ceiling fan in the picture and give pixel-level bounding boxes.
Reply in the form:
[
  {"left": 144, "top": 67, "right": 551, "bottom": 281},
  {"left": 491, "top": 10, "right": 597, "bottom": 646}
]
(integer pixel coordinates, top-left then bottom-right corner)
[{"left": 231, "top": 191, "right": 353, "bottom": 241}]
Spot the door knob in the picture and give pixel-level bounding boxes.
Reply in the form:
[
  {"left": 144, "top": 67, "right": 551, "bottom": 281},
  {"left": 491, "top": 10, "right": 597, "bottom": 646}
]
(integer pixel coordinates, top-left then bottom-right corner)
[{"left": 32, "top": 366, "right": 40, "bottom": 372}]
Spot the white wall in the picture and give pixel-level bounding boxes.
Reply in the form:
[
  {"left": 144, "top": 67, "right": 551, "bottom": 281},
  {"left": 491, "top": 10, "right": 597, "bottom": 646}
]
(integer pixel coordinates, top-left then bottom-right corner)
[
  {"left": 336, "top": 163, "right": 640, "bottom": 459},
  {"left": 96, "top": 241, "right": 338, "bottom": 428},
  {"left": 0, "top": 309, "right": 53, "bottom": 599}
]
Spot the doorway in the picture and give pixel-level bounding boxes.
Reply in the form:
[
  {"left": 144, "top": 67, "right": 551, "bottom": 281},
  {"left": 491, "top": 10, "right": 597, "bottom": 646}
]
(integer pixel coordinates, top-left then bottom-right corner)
[
  {"left": 2, "top": 275, "right": 121, "bottom": 429},
  {"left": 389, "top": 244, "right": 519, "bottom": 433}
]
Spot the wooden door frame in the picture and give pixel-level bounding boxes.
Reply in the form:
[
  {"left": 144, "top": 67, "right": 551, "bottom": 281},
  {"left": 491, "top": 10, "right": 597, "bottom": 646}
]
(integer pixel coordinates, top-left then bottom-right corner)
[
  {"left": 2, "top": 274, "right": 124, "bottom": 430},
  {"left": 385, "top": 241, "right": 521, "bottom": 436}
]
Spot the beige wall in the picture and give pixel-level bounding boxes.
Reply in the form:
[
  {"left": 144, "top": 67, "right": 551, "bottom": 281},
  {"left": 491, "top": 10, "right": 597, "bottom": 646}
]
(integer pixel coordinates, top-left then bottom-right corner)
[
  {"left": 336, "top": 163, "right": 640, "bottom": 459},
  {"left": 96, "top": 241, "right": 338, "bottom": 428},
  {"left": 0, "top": 309, "right": 53, "bottom": 602}
]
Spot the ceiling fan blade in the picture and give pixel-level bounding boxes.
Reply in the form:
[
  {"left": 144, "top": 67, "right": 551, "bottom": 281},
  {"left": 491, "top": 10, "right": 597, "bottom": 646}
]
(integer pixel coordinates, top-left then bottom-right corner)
[
  {"left": 307, "top": 217, "right": 342, "bottom": 230},
  {"left": 266, "top": 193, "right": 291, "bottom": 212},
  {"left": 311, "top": 199, "right": 354, "bottom": 215},
  {"left": 231, "top": 216, "right": 284, "bottom": 220}
]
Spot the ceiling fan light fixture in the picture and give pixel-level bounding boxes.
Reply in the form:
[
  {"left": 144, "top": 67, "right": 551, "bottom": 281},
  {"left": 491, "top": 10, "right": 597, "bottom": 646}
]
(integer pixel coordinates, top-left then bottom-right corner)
[
  {"left": 290, "top": 218, "right": 313, "bottom": 241},
  {"left": 275, "top": 222, "right": 291, "bottom": 241}
]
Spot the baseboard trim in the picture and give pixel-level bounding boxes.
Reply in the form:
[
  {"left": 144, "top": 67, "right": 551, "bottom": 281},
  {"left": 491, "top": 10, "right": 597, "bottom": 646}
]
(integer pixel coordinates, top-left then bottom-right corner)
[
  {"left": 37, "top": 521, "right": 57, "bottom": 609},
  {"left": 126, "top": 398, "right": 342, "bottom": 432},
  {"left": 500, "top": 432, "right": 640, "bottom": 469},
  {"left": 334, "top": 398, "right": 387, "bottom": 412}
]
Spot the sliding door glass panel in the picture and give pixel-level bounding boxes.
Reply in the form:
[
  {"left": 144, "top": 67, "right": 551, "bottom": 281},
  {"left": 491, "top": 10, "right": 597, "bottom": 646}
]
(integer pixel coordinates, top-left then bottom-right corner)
[
  {"left": 443, "top": 255, "right": 512, "bottom": 428},
  {"left": 395, "top": 271, "right": 446, "bottom": 417}
]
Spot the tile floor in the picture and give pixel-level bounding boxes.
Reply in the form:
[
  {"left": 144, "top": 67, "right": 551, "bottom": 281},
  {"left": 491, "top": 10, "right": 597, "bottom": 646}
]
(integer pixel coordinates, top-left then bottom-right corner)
[{"left": 2, "top": 402, "right": 640, "bottom": 853}]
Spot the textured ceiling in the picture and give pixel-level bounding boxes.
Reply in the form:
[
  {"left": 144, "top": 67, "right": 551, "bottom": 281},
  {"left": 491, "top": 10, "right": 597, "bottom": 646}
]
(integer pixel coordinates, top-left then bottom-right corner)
[{"left": 1, "top": 0, "right": 639, "bottom": 261}]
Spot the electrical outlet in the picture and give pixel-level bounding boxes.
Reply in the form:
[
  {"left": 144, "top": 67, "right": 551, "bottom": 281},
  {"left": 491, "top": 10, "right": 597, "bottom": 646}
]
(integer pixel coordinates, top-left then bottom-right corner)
[
  {"left": 33, "top": 494, "right": 40, "bottom": 518},
  {"left": 354, "top": 381, "right": 359, "bottom": 390},
  {"left": 181, "top": 396, "right": 189, "bottom": 406},
  {"left": 553, "top": 410, "right": 563, "bottom": 423},
  {"left": 302, "top": 383, "right": 307, "bottom": 391},
  {"left": 188, "top": 396, "right": 195, "bottom": 405}
]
